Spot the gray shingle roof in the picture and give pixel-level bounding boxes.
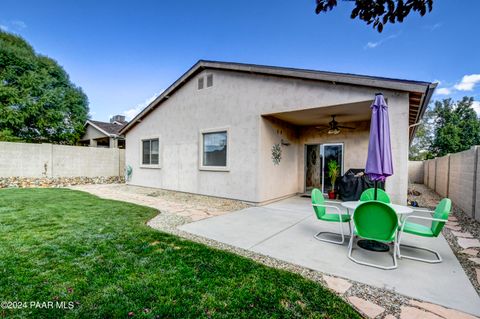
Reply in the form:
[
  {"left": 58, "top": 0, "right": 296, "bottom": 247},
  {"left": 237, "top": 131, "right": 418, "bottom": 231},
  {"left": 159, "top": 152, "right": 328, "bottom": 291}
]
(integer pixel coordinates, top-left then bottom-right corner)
[{"left": 88, "top": 120, "right": 126, "bottom": 136}]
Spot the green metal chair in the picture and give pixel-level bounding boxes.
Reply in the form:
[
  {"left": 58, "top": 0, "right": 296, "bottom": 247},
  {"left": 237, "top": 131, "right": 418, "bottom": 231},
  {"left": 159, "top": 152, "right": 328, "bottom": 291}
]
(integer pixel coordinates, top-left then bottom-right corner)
[
  {"left": 397, "top": 198, "right": 451, "bottom": 263},
  {"left": 360, "top": 188, "right": 391, "bottom": 203},
  {"left": 311, "top": 188, "right": 351, "bottom": 245},
  {"left": 348, "top": 201, "right": 399, "bottom": 270}
]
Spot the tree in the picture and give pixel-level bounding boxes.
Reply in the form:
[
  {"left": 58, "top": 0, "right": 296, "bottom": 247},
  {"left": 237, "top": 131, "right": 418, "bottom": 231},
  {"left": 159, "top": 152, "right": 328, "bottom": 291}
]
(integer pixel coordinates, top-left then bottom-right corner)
[
  {"left": 0, "top": 31, "right": 89, "bottom": 144},
  {"left": 315, "top": 0, "right": 434, "bottom": 32},
  {"left": 409, "top": 106, "right": 435, "bottom": 160},
  {"left": 429, "top": 97, "right": 480, "bottom": 157}
]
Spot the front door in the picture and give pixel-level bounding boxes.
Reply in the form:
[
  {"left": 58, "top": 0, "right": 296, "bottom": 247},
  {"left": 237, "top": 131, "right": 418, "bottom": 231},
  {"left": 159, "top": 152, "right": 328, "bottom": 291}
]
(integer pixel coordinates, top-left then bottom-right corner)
[{"left": 305, "top": 143, "right": 344, "bottom": 194}]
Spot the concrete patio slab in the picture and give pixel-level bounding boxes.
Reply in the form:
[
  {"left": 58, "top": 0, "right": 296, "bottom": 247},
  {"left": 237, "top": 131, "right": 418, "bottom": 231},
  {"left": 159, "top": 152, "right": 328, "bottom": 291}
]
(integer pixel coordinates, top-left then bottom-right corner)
[{"left": 179, "top": 196, "right": 480, "bottom": 317}]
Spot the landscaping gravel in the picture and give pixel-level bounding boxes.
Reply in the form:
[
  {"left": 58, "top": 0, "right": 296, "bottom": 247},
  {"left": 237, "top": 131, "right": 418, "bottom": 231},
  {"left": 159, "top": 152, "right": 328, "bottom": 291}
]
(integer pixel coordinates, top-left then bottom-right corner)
[{"left": 409, "top": 183, "right": 480, "bottom": 295}]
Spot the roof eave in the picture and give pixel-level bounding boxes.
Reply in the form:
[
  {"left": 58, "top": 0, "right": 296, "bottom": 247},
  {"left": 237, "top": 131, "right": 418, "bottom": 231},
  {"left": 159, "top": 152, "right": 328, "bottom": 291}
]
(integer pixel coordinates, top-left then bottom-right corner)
[
  {"left": 119, "top": 60, "right": 434, "bottom": 135},
  {"left": 409, "top": 82, "right": 437, "bottom": 143}
]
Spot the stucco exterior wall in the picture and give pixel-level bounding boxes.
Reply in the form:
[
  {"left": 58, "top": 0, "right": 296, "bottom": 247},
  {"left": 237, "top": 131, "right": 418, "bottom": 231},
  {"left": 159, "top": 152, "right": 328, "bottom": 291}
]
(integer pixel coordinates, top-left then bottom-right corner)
[
  {"left": 125, "top": 69, "right": 411, "bottom": 204},
  {"left": 408, "top": 161, "right": 424, "bottom": 184},
  {"left": 82, "top": 125, "right": 107, "bottom": 141},
  {"left": 0, "top": 142, "right": 124, "bottom": 177}
]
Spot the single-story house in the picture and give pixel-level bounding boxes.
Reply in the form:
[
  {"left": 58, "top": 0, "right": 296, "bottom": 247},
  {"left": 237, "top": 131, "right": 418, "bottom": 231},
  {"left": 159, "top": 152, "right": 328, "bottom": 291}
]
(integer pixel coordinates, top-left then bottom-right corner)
[
  {"left": 80, "top": 115, "right": 127, "bottom": 149},
  {"left": 119, "top": 60, "right": 436, "bottom": 204}
]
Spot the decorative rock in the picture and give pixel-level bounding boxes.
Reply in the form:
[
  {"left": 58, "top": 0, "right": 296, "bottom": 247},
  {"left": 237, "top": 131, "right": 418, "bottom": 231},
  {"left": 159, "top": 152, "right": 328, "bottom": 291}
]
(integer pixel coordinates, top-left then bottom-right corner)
[
  {"left": 461, "top": 249, "right": 479, "bottom": 256},
  {"left": 323, "top": 275, "right": 352, "bottom": 294},
  {"left": 477, "top": 269, "right": 480, "bottom": 285},
  {"left": 348, "top": 296, "right": 385, "bottom": 318},
  {"left": 409, "top": 300, "right": 477, "bottom": 319},
  {"left": 451, "top": 231, "right": 474, "bottom": 238},
  {"left": 444, "top": 224, "right": 462, "bottom": 231},
  {"left": 400, "top": 306, "right": 442, "bottom": 319},
  {"left": 457, "top": 238, "right": 480, "bottom": 249},
  {"left": 469, "top": 258, "right": 480, "bottom": 265},
  {"left": 0, "top": 176, "right": 124, "bottom": 189}
]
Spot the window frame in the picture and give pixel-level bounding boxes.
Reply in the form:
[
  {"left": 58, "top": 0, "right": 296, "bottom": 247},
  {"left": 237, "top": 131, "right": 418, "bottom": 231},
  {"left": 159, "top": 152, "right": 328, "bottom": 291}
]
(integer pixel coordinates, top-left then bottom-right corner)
[
  {"left": 140, "top": 136, "right": 161, "bottom": 169},
  {"left": 206, "top": 73, "right": 213, "bottom": 87},
  {"left": 199, "top": 127, "right": 230, "bottom": 172},
  {"left": 197, "top": 77, "right": 204, "bottom": 90}
]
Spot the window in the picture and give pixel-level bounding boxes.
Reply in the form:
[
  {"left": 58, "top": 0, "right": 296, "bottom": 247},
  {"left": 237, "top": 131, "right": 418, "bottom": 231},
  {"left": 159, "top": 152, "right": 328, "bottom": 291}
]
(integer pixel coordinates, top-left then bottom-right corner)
[
  {"left": 206, "top": 74, "right": 213, "bottom": 87},
  {"left": 198, "top": 77, "right": 204, "bottom": 90},
  {"left": 201, "top": 130, "right": 228, "bottom": 168},
  {"left": 142, "top": 138, "right": 159, "bottom": 165}
]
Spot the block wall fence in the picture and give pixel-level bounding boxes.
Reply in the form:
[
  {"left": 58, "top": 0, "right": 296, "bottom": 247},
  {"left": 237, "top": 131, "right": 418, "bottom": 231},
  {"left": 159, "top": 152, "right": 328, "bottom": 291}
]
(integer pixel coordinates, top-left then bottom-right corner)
[
  {"left": 413, "top": 146, "right": 480, "bottom": 222},
  {"left": 0, "top": 142, "right": 125, "bottom": 178}
]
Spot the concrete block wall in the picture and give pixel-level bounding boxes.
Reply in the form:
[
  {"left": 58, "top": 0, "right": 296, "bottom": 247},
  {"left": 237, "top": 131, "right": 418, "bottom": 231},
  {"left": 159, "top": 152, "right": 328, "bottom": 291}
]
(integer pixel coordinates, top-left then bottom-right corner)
[
  {"left": 476, "top": 153, "right": 480, "bottom": 221},
  {"left": 448, "top": 147, "right": 477, "bottom": 217},
  {"left": 408, "top": 161, "right": 424, "bottom": 183},
  {"left": 421, "top": 146, "right": 479, "bottom": 221},
  {"left": 423, "top": 161, "right": 429, "bottom": 185},
  {"left": 0, "top": 142, "right": 125, "bottom": 178},
  {"left": 435, "top": 155, "right": 449, "bottom": 197},
  {"left": 427, "top": 160, "right": 436, "bottom": 190}
]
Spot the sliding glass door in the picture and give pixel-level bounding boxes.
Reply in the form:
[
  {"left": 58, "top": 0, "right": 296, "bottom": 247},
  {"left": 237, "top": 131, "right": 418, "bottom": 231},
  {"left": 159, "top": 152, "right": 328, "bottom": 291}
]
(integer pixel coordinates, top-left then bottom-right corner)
[{"left": 305, "top": 143, "right": 344, "bottom": 194}]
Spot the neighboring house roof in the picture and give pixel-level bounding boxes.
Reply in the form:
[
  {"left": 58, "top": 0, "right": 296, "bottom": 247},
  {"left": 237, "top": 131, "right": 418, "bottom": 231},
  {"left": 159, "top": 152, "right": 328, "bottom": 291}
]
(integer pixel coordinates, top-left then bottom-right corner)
[
  {"left": 119, "top": 60, "right": 437, "bottom": 140},
  {"left": 86, "top": 120, "right": 127, "bottom": 137}
]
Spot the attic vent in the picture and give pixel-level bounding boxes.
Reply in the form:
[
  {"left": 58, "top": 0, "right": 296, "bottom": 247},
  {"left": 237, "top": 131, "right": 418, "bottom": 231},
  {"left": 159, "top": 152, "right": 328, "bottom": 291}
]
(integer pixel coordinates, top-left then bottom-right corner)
[
  {"left": 206, "top": 74, "right": 213, "bottom": 87},
  {"left": 198, "top": 77, "right": 204, "bottom": 90}
]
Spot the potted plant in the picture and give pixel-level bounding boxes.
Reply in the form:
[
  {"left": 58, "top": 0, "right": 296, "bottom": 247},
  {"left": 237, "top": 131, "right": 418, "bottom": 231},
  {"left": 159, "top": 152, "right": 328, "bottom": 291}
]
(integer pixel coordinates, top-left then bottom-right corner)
[{"left": 327, "top": 160, "right": 339, "bottom": 199}]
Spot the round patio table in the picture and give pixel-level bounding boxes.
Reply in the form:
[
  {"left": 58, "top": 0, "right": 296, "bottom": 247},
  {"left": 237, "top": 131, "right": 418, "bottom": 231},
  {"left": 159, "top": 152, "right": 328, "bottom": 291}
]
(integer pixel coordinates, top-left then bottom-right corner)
[
  {"left": 341, "top": 201, "right": 414, "bottom": 252},
  {"left": 341, "top": 201, "right": 413, "bottom": 216}
]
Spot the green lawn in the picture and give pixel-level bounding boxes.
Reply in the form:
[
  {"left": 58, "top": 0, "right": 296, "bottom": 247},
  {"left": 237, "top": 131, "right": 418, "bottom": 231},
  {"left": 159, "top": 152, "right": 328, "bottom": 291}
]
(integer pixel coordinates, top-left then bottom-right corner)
[{"left": 0, "top": 188, "right": 360, "bottom": 318}]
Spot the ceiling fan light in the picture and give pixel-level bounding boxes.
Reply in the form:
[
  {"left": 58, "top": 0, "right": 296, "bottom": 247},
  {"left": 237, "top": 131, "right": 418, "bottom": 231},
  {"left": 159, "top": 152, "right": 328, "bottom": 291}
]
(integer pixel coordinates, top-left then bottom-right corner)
[{"left": 328, "top": 128, "right": 340, "bottom": 135}]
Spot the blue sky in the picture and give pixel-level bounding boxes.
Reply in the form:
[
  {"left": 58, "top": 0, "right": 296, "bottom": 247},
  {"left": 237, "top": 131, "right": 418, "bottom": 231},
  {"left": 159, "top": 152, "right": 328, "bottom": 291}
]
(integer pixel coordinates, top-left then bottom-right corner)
[{"left": 1, "top": 0, "right": 479, "bottom": 121}]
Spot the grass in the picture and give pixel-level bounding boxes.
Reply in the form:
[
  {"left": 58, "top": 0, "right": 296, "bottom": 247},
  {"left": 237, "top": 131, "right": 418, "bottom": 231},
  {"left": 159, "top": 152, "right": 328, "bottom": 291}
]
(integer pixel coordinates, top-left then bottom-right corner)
[{"left": 0, "top": 188, "right": 360, "bottom": 318}]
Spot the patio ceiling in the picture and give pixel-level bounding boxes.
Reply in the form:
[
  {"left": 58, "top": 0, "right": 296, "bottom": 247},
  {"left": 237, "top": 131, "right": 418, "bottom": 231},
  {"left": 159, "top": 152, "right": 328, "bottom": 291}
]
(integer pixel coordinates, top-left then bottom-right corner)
[{"left": 262, "top": 101, "right": 372, "bottom": 126}]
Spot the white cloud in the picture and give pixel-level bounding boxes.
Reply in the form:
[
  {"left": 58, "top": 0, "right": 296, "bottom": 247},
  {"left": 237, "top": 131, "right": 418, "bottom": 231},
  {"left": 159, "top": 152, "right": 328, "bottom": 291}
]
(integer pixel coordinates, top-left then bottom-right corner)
[
  {"left": 425, "top": 23, "right": 441, "bottom": 31},
  {"left": 0, "top": 20, "right": 27, "bottom": 32},
  {"left": 454, "top": 74, "right": 480, "bottom": 91},
  {"left": 123, "top": 91, "right": 163, "bottom": 121},
  {"left": 364, "top": 34, "right": 399, "bottom": 50},
  {"left": 11, "top": 20, "right": 27, "bottom": 29},
  {"left": 366, "top": 42, "right": 379, "bottom": 49},
  {"left": 435, "top": 87, "right": 451, "bottom": 95},
  {"left": 472, "top": 101, "right": 480, "bottom": 115}
]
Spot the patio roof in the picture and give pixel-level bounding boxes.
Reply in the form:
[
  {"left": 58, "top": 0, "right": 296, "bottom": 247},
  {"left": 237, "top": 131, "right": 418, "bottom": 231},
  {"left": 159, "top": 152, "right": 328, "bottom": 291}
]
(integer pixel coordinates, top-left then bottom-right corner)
[{"left": 119, "top": 60, "right": 437, "bottom": 140}]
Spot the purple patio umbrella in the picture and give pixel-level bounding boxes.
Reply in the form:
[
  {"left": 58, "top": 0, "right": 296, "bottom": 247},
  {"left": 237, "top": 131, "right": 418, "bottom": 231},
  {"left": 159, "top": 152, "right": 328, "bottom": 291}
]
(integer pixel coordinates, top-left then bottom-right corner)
[{"left": 365, "top": 93, "right": 393, "bottom": 200}]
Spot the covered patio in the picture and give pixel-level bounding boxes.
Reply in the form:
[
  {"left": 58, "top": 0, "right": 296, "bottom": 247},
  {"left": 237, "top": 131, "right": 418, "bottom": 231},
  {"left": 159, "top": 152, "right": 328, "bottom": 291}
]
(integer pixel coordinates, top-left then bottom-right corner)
[{"left": 179, "top": 196, "right": 480, "bottom": 317}]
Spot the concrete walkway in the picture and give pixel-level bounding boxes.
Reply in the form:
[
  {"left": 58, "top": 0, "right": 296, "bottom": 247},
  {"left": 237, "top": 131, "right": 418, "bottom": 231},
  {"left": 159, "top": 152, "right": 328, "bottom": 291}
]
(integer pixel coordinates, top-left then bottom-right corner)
[{"left": 179, "top": 196, "right": 480, "bottom": 317}]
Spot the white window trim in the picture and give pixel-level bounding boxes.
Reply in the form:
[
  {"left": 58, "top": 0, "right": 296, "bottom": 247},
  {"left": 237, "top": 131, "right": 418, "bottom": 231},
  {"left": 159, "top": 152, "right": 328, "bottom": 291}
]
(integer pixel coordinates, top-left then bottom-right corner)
[
  {"left": 199, "top": 127, "right": 230, "bottom": 172},
  {"left": 139, "top": 136, "right": 162, "bottom": 169}
]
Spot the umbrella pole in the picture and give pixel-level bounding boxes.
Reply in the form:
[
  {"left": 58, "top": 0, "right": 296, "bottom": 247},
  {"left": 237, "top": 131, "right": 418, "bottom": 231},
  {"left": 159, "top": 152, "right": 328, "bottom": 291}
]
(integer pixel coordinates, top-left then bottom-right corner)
[{"left": 374, "top": 180, "right": 378, "bottom": 200}]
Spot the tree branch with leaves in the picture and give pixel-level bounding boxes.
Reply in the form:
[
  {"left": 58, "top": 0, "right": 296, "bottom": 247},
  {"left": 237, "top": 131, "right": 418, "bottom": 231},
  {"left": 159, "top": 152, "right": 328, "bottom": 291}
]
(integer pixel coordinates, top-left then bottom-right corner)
[{"left": 315, "top": 0, "right": 434, "bottom": 32}]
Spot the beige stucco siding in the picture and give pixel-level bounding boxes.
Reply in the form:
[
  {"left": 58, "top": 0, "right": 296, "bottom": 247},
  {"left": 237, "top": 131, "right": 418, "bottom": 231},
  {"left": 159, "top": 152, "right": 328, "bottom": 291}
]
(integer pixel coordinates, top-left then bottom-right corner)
[
  {"left": 82, "top": 125, "right": 106, "bottom": 140},
  {"left": 125, "top": 69, "right": 410, "bottom": 204}
]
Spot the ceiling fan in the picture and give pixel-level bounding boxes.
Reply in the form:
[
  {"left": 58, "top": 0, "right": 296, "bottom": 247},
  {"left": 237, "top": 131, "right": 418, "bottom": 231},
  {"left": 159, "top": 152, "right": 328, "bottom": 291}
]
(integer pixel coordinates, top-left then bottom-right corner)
[{"left": 315, "top": 115, "right": 355, "bottom": 135}]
